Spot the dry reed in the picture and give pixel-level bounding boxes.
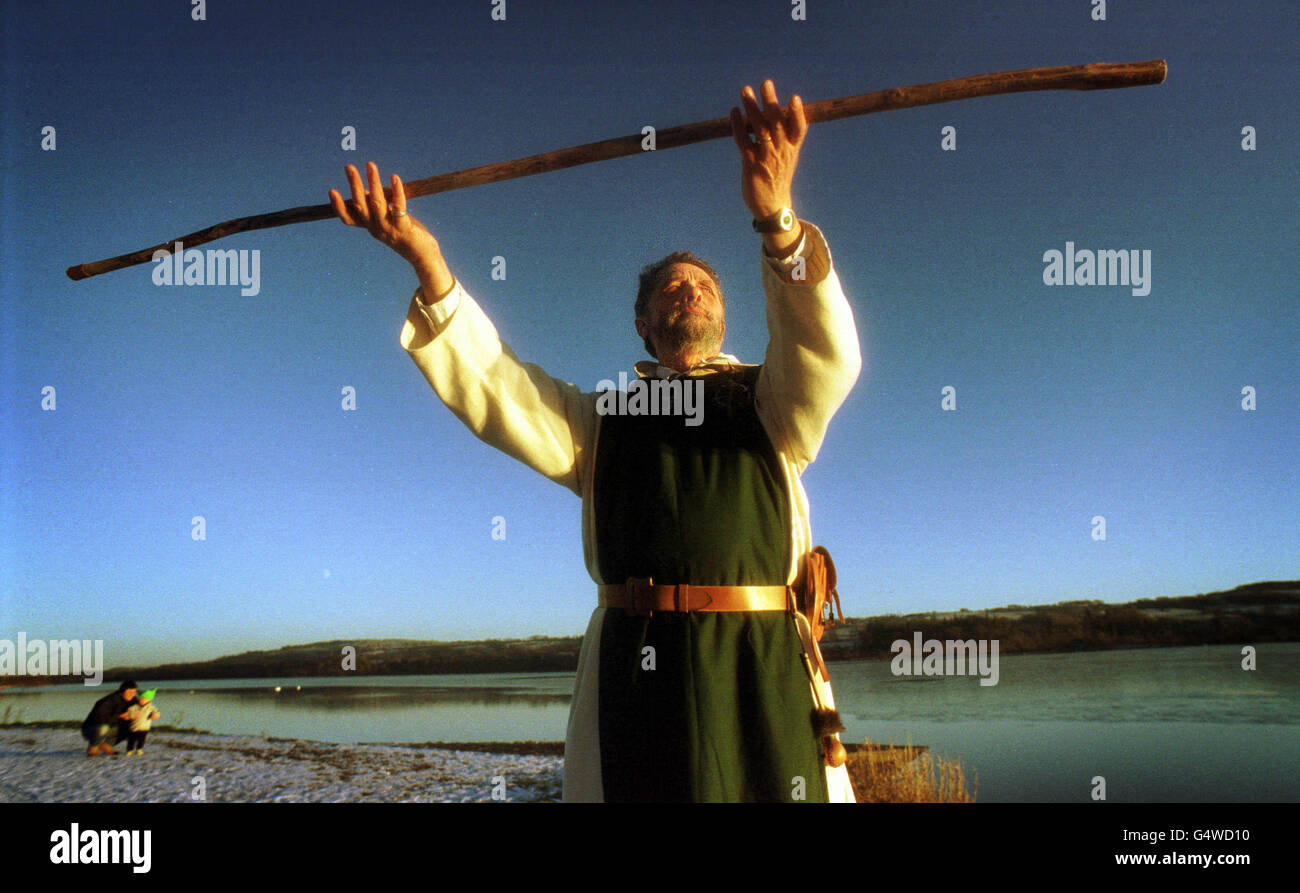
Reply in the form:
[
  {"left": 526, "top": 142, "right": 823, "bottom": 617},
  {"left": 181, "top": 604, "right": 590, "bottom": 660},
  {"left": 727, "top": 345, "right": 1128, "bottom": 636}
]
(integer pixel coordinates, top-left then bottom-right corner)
[{"left": 846, "top": 738, "right": 978, "bottom": 803}]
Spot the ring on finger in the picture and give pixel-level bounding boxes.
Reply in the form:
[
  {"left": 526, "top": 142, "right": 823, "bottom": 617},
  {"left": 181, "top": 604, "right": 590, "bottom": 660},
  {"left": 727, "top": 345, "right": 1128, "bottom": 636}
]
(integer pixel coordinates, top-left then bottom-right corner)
[{"left": 391, "top": 209, "right": 409, "bottom": 218}]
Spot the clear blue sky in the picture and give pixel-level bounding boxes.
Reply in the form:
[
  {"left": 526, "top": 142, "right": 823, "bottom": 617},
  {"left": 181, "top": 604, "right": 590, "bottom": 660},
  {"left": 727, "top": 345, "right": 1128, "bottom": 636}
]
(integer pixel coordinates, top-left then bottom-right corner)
[{"left": 2, "top": 0, "right": 1296, "bottom": 666}]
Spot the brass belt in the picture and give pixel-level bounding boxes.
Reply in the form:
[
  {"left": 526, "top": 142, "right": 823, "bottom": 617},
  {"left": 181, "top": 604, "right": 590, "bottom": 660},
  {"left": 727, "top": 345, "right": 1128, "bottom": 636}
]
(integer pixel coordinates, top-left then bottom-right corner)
[{"left": 598, "top": 578, "right": 790, "bottom": 616}]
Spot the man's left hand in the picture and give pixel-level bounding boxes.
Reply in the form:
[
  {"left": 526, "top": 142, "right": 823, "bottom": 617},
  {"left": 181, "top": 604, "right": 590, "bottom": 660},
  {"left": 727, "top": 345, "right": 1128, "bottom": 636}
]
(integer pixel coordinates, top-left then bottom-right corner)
[{"left": 730, "top": 79, "right": 807, "bottom": 225}]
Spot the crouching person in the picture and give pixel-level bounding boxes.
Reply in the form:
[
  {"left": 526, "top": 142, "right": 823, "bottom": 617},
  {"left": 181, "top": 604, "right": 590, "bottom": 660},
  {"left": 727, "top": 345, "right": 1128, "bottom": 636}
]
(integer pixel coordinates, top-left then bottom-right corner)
[{"left": 81, "top": 679, "right": 137, "bottom": 757}]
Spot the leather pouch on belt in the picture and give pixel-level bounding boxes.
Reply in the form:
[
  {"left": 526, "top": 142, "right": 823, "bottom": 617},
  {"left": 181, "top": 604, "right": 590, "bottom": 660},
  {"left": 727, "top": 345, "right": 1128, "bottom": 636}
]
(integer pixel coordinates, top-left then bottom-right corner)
[{"left": 793, "top": 545, "right": 845, "bottom": 678}]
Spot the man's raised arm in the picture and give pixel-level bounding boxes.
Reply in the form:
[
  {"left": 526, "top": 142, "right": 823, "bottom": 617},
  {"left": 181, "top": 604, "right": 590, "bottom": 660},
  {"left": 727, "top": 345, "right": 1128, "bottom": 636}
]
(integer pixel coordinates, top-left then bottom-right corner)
[
  {"left": 329, "top": 163, "right": 595, "bottom": 496},
  {"left": 730, "top": 81, "right": 862, "bottom": 472},
  {"left": 329, "top": 162, "right": 457, "bottom": 302}
]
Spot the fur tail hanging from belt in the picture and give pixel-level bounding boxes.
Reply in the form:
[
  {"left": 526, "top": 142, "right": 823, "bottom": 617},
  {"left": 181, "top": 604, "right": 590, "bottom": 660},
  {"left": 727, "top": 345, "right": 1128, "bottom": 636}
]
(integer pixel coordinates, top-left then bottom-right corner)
[{"left": 791, "top": 546, "right": 849, "bottom": 768}]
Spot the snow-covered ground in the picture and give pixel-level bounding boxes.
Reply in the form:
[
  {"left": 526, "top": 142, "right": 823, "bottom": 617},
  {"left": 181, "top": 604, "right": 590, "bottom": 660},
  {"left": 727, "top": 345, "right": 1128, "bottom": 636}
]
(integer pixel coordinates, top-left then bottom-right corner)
[{"left": 0, "top": 727, "right": 563, "bottom": 803}]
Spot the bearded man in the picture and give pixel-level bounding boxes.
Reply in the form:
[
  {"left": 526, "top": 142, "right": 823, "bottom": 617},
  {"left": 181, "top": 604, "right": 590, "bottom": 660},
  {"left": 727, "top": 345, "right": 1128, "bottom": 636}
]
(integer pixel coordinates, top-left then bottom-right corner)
[{"left": 331, "top": 79, "right": 861, "bottom": 802}]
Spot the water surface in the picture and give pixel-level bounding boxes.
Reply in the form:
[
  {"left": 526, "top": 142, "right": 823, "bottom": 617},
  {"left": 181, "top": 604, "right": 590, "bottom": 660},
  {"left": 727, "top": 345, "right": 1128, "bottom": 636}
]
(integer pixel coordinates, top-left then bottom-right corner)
[{"left": 4, "top": 644, "right": 1295, "bottom": 801}]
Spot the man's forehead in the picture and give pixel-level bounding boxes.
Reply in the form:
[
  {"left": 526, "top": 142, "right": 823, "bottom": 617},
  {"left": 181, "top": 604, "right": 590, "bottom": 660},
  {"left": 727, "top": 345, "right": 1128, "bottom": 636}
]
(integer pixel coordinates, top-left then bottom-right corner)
[{"left": 657, "top": 262, "right": 716, "bottom": 287}]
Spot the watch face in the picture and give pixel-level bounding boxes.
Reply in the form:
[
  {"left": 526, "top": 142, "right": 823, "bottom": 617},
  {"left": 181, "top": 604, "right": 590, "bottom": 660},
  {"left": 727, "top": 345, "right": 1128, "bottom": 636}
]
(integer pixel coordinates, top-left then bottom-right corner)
[{"left": 754, "top": 208, "right": 796, "bottom": 233}]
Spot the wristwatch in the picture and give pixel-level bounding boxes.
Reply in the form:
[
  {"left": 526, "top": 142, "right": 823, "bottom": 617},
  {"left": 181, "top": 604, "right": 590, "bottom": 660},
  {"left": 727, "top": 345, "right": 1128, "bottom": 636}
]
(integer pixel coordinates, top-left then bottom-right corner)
[{"left": 752, "top": 207, "right": 797, "bottom": 234}]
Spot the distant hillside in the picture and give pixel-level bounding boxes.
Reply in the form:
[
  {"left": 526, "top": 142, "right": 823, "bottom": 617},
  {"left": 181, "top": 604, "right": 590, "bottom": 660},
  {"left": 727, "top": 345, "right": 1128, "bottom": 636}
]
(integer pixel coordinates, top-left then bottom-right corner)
[
  {"left": 120, "top": 635, "right": 583, "bottom": 681},
  {"left": 820, "top": 579, "right": 1300, "bottom": 660},
  {"left": 4, "top": 581, "right": 1297, "bottom": 685},
  {"left": 1, "top": 636, "right": 583, "bottom": 687}
]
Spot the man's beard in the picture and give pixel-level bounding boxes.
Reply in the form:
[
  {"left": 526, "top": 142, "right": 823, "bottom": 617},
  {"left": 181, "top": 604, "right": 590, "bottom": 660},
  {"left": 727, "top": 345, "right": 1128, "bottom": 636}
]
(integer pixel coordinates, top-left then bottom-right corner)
[{"left": 653, "top": 308, "right": 724, "bottom": 361}]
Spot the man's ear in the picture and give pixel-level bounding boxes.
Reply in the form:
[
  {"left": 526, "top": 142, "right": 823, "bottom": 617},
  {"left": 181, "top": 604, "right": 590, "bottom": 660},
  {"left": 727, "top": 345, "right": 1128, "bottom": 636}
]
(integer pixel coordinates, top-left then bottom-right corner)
[{"left": 635, "top": 317, "right": 648, "bottom": 339}]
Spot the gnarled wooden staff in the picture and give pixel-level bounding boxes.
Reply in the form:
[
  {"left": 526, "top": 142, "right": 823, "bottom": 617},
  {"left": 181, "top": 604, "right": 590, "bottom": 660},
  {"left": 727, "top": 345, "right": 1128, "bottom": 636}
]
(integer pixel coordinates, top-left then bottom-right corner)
[{"left": 66, "top": 59, "right": 1166, "bottom": 281}]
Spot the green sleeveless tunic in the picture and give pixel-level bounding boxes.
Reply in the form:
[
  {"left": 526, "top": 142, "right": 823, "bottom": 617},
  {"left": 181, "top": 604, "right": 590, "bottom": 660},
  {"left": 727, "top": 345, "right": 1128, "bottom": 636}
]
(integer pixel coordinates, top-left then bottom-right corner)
[{"left": 591, "top": 365, "right": 829, "bottom": 802}]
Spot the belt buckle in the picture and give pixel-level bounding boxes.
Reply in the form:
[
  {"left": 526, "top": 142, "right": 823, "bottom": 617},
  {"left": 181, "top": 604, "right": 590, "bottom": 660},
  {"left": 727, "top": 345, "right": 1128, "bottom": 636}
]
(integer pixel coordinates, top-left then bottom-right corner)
[{"left": 627, "top": 577, "right": 654, "bottom": 617}]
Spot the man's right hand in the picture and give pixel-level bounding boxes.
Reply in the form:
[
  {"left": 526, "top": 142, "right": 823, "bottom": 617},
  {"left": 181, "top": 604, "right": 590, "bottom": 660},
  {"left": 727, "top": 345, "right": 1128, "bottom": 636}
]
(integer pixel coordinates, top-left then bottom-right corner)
[{"left": 329, "top": 161, "right": 456, "bottom": 301}]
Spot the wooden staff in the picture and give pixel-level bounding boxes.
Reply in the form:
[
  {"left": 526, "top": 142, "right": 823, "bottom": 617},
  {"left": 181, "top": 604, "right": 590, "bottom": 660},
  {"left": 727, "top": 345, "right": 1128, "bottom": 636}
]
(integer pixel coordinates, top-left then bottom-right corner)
[{"left": 66, "top": 59, "right": 1166, "bottom": 281}]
